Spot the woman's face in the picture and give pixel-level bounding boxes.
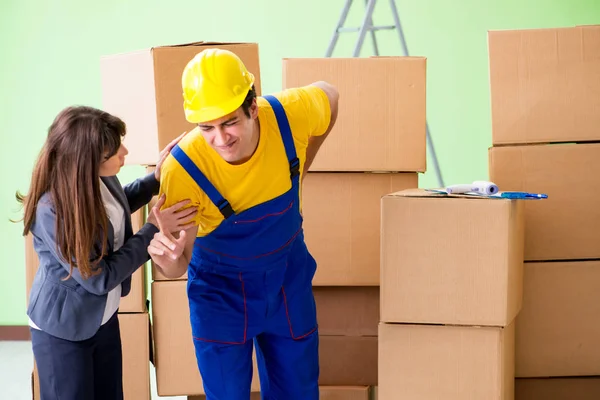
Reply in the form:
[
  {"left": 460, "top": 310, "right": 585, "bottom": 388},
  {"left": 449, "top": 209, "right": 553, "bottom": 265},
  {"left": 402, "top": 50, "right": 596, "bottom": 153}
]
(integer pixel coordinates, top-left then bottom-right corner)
[{"left": 99, "top": 144, "right": 128, "bottom": 177}]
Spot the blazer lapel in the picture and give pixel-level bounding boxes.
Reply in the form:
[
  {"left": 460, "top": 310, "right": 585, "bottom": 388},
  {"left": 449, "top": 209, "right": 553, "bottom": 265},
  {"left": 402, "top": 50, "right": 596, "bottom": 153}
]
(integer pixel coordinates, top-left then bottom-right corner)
[{"left": 100, "top": 176, "right": 133, "bottom": 238}]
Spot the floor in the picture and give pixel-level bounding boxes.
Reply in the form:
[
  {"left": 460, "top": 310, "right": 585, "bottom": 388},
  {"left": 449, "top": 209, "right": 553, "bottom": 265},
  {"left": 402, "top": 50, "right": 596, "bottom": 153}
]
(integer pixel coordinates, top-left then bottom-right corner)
[{"left": 0, "top": 341, "right": 185, "bottom": 400}]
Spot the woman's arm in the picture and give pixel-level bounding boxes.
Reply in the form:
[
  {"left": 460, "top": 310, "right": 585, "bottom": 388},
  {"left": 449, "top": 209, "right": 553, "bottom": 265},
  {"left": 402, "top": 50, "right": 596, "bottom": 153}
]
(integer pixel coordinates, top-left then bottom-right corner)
[{"left": 33, "top": 201, "right": 159, "bottom": 296}]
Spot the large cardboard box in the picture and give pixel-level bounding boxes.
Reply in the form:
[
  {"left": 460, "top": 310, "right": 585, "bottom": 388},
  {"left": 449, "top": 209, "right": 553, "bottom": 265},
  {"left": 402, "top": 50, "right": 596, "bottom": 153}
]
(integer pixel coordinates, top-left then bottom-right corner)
[
  {"left": 151, "top": 280, "right": 260, "bottom": 396},
  {"left": 119, "top": 312, "right": 151, "bottom": 400},
  {"left": 488, "top": 25, "right": 600, "bottom": 145},
  {"left": 516, "top": 260, "right": 600, "bottom": 377},
  {"left": 314, "top": 286, "right": 379, "bottom": 336},
  {"left": 304, "top": 172, "right": 418, "bottom": 286},
  {"left": 32, "top": 313, "right": 151, "bottom": 400},
  {"left": 101, "top": 42, "right": 262, "bottom": 165},
  {"left": 489, "top": 143, "right": 600, "bottom": 261},
  {"left": 152, "top": 172, "right": 418, "bottom": 284},
  {"left": 283, "top": 57, "right": 426, "bottom": 172},
  {"left": 515, "top": 377, "right": 600, "bottom": 400},
  {"left": 380, "top": 189, "right": 525, "bottom": 326},
  {"left": 378, "top": 322, "right": 515, "bottom": 400},
  {"left": 319, "top": 336, "right": 378, "bottom": 386}
]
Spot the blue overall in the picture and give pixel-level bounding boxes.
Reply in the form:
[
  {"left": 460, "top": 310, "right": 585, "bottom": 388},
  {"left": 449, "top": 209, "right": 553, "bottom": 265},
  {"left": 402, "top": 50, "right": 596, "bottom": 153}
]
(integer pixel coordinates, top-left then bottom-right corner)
[{"left": 170, "top": 95, "right": 319, "bottom": 400}]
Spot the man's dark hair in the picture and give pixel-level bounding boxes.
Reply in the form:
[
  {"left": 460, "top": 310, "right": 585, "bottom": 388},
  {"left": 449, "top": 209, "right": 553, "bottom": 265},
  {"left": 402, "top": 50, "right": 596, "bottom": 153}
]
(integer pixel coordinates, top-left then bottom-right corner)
[{"left": 240, "top": 85, "right": 257, "bottom": 118}]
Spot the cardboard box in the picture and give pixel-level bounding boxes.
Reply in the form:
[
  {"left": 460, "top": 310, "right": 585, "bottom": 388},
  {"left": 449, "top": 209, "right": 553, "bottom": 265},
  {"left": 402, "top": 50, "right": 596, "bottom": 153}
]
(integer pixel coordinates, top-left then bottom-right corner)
[
  {"left": 304, "top": 172, "right": 418, "bottom": 286},
  {"left": 319, "top": 336, "right": 378, "bottom": 386},
  {"left": 283, "top": 58, "right": 426, "bottom": 172},
  {"left": 32, "top": 313, "right": 151, "bottom": 400},
  {"left": 489, "top": 143, "right": 600, "bottom": 261},
  {"left": 516, "top": 260, "right": 600, "bottom": 377},
  {"left": 189, "top": 386, "right": 371, "bottom": 400},
  {"left": 314, "top": 286, "right": 379, "bottom": 336},
  {"left": 380, "top": 189, "right": 525, "bottom": 326},
  {"left": 25, "top": 230, "right": 146, "bottom": 313},
  {"left": 119, "top": 207, "right": 147, "bottom": 313},
  {"left": 151, "top": 280, "right": 260, "bottom": 396},
  {"left": 515, "top": 377, "right": 600, "bottom": 400},
  {"left": 119, "top": 312, "right": 151, "bottom": 400},
  {"left": 488, "top": 26, "right": 600, "bottom": 145},
  {"left": 379, "top": 322, "right": 515, "bottom": 400},
  {"left": 101, "top": 42, "right": 262, "bottom": 165}
]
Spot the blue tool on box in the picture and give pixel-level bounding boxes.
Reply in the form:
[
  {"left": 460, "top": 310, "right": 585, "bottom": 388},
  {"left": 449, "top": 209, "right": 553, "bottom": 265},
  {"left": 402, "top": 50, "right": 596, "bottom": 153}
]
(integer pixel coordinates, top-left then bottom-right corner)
[{"left": 498, "top": 191, "right": 548, "bottom": 199}]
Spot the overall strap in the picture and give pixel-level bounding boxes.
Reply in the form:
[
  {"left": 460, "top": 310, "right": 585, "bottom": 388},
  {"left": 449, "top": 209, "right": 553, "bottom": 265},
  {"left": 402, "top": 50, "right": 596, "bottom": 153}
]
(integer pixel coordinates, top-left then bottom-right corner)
[
  {"left": 170, "top": 145, "right": 234, "bottom": 219},
  {"left": 262, "top": 95, "right": 300, "bottom": 184}
]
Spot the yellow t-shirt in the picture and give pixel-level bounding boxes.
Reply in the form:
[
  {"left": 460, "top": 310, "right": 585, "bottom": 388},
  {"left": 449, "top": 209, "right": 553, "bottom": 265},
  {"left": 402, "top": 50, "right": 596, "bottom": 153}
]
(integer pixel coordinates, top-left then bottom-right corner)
[{"left": 159, "top": 85, "right": 331, "bottom": 237}]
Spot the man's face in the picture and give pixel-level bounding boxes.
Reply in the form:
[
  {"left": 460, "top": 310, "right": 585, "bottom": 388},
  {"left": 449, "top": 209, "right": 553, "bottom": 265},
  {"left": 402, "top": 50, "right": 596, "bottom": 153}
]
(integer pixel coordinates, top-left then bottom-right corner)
[{"left": 198, "top": 100, "right": 259, "bottom": 164}]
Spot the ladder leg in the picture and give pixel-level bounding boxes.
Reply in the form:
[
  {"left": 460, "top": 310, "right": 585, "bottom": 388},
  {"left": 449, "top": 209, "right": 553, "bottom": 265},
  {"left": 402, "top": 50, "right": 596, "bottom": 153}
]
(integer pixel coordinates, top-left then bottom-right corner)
[
  {"left": 389, "top": 0, "right": 444, "bottom": 187},
  {"left": 325, "top": 0, "right": 354, "bottom": 57},
  {"left": 365, "top": 0, "right": 380, "bottom": 56},
  {"left": 388, "top": 0, "right": 409, "bottom": 56},
  {"left": 353, "top": 0, "right": 376, "bottom": 57}
]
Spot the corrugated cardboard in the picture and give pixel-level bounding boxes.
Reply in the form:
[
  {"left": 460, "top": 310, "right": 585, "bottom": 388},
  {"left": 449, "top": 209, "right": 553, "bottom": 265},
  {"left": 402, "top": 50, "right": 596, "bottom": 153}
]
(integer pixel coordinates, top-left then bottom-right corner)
[
  {"left": 320, "top": 386, "right": 371, "bottom": 400},
  {"left": 516, "top": 260, "right": 600, "bottom": 377},
  {"left": 282, "top": 58, "right": 426, "bottom": 172},
  {"left": 380, "top": 189, "right": 524, "bottom": 326},
  {"left": 304, "top": 172, "right": 418, "bottom": 286},
  {"left": 189, "top": 386, "right": 371, "bottom": 400},
  {"left": 119, "top": 312, "right": 151, "bottom": 400},
  {"left": 31, "top": 313, "right": 151, "bottom": 400},
  {"left": 314, "top": 286, "right": 379, "bottom": 336},
  {"left": 151, "top": 280, "right": 260, "bottom": 396},
  {"left": 319, "top": 336, "right": 378, "bottom": 386},
  {"left": 378, "top": 322, "right": 515, "bottom": 400},
  {"left": 101, "top": 42, "right": 262, "bottom": 165},
  {"left": 488, "top": 26, "right": 600, "bottom": 145},
  {"left": 515, "top": 377, "right": 600, "bottom": 400},
  {"left": 489, "top": 143, "right": 600, "bottom": 261}
]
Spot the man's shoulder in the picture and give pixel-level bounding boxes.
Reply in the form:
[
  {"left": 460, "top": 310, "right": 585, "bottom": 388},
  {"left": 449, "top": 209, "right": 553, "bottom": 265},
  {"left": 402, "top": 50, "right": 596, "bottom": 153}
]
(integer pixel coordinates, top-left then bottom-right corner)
[{"left": 259, "top": 85, "right": 325, "bottom": 111}]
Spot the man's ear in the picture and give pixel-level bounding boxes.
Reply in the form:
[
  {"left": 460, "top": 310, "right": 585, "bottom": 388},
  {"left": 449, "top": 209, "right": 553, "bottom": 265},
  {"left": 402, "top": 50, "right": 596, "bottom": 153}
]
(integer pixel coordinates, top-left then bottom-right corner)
[{"left": 250, "top": 98, "right": 259, "bottom": 119}]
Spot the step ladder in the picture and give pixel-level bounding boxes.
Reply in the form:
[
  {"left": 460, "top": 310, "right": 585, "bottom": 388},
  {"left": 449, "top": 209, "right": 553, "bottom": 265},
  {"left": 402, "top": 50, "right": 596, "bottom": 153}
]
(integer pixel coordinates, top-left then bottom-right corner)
[{"left": 325, "top": 0, "right": 444, "bottom": 188}]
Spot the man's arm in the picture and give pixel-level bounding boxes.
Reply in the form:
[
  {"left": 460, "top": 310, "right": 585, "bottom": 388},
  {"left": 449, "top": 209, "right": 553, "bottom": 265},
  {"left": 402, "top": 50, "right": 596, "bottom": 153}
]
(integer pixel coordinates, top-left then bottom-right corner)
[{"left": 304, "top": 81, "right": 339, "bottom": 175}]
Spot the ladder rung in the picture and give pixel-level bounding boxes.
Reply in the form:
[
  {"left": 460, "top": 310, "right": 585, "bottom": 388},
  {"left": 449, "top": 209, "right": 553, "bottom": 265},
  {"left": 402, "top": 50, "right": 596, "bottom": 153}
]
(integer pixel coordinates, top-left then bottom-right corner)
[{"left": 337, "top": 25, "right": 395, "bottom": 33}]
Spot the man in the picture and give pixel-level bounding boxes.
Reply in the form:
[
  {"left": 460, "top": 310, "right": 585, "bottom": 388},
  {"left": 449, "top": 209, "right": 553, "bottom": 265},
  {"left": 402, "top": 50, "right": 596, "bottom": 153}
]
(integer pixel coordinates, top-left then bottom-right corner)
[{"left": 148, "top": 48, "right": 339, "bottom": 400}]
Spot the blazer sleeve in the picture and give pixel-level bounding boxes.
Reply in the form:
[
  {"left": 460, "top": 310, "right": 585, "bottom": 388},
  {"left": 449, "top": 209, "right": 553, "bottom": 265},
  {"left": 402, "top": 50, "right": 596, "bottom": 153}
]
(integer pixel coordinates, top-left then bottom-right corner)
[
  {"left": 122, "top": 172, "right": 160, "bottom": 213},
  {"left": 32, "top": 201, "right": 159, "bottom": 296}
]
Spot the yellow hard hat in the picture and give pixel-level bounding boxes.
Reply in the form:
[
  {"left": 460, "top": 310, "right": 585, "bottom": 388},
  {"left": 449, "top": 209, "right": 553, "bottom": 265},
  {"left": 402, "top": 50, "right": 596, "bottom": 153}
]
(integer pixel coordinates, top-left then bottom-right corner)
[{"left": 182, "top": 48, "right": 255, "bottom": 123}]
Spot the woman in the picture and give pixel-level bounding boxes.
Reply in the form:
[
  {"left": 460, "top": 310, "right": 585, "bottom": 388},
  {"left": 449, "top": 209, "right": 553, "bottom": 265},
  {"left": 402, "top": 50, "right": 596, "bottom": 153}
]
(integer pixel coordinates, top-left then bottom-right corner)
[{"left": 17, "top": 105, "right": 196, "bottom": 399}]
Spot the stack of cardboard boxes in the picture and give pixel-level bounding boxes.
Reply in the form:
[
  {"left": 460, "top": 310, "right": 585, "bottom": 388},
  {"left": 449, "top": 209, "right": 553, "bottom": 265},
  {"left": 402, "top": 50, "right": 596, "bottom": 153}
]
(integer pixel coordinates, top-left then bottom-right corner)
[
  {"left": 25, "top": 207, "right": 151, "bottom": 400},
  {"left": 487, "top": 25, "right": 600, "bottom": 398},
  {"left": 378, "top": 189, "right": 525, "bottom": 399},
  {"left": 283, "top": 56, "right": 427, "bottom": 399}
]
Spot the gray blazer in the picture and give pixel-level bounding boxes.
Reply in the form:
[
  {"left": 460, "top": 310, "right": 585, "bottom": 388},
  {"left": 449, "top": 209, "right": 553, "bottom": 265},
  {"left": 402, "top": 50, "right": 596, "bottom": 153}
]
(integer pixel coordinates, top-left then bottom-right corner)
[{"left": 27, "top": 173, "right": 160, "bottom": 341}]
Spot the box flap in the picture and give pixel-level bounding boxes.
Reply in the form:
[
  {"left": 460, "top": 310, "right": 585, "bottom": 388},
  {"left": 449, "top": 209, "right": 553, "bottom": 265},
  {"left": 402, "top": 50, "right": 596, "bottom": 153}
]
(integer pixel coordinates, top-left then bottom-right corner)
[{"left": 155, "top": 41, "right": 255, "bottom": 49}]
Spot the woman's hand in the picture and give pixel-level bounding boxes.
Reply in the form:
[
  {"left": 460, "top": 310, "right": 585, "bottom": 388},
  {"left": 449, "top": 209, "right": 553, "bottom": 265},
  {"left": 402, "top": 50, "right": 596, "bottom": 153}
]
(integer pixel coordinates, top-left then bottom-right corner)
[
  {"left": 154, "top": 132, "right": 187, "bottom": 181},
  {"left": 146, "top": 194, "right": 198, "bottom": 233}
]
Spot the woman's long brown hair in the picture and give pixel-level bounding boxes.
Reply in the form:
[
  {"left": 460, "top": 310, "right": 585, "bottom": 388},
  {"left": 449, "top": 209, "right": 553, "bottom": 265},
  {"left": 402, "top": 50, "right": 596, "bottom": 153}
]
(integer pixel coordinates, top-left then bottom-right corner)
[{"left": 16, "top": 106, "right": 126, "bottom": 280}]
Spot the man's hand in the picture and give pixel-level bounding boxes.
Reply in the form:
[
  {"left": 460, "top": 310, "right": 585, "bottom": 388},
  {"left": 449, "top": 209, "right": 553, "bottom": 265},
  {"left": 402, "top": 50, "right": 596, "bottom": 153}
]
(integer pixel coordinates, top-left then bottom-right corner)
[
  {"left": 155, "top": 131, "right": 187, "bottom": 181},
  {"left": 147, "top": 200, "right": 189, "bottom": 276}
]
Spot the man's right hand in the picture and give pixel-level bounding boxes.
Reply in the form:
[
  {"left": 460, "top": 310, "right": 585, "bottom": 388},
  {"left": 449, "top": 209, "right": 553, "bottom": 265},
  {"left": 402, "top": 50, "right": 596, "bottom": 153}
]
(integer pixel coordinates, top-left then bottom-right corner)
[{"left": 148, "top": 202, "right": 188, "bottom": 273}]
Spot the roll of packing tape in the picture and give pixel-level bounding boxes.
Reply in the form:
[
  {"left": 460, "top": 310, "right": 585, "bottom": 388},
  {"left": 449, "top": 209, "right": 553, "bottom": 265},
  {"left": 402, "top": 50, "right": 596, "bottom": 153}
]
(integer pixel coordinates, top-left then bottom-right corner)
[{"left": 472, "top": 181, "right": 499, "bottom": 195}]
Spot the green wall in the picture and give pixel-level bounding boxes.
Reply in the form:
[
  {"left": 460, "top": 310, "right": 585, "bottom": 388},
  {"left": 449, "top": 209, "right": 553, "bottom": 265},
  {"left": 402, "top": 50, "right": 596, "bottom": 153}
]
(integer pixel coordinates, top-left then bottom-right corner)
[{"left": 1, "top": 0, "right": 599, "bottom": 325}]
